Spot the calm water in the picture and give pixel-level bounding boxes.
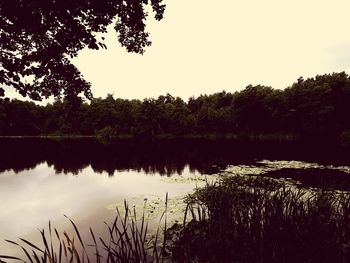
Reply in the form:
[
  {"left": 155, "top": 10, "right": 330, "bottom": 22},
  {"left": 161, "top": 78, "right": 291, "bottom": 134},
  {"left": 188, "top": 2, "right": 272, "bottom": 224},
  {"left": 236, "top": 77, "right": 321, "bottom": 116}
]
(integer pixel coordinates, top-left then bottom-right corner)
[{"left": 1, "top": 138, "right": 350, "bottom": 257}]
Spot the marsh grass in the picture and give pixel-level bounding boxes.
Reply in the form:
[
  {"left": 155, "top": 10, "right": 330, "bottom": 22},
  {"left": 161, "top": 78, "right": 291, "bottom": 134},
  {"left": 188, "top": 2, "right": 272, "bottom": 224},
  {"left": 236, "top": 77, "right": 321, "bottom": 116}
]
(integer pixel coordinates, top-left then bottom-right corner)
[
  {"left": 3, "top": 175, "right": 350, "bottom": 263},
  {"left": 170, "top": 176, "right": 350, "bottom": 263},
  {"left": 0, "top": 199, "right": 169, "bottom": 263}
]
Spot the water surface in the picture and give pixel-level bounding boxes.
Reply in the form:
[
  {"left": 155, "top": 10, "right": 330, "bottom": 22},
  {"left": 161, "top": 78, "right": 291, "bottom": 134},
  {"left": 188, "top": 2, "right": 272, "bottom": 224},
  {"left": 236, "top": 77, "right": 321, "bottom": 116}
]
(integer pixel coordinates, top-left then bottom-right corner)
[{"left": 1, "top": 138, "right": 350, "bottom": 257}]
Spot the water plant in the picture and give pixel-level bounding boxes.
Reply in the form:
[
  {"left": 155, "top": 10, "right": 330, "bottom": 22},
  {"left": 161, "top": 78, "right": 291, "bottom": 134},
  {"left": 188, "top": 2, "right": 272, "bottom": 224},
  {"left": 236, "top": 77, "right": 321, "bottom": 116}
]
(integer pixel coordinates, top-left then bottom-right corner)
[
  {"left": 0, "top": 199, "right": 169, "bottom": 263},
  {"left": 3, "top": 175, "right": 350, "bottom": 262},
  {"left": 169, "top": 175, "right": 350, "bottom": 262}
]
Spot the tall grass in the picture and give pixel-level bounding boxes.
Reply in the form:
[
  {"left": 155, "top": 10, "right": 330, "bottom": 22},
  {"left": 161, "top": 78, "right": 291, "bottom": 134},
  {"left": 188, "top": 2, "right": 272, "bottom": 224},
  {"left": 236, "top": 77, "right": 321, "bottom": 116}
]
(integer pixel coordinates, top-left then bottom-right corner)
[
  {"left": 0, "top": 199, "right": 169, "bottom": 263},
  {"left": 3, "top": 176, "right": 350, "bottom": 262},
  {"left": 170, "top": 176, "right": 350, "bottom": 263}
]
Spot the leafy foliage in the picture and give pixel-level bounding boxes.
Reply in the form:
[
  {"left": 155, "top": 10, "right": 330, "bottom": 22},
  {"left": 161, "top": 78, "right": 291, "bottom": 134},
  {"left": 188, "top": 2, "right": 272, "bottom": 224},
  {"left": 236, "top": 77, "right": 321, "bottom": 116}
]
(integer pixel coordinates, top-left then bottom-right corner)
[
  {"left": 1, "top": 73, "right": 350, "bottom": 141},
  {"left": 0, "top": 0, "right": 165, "bottom": 101}
]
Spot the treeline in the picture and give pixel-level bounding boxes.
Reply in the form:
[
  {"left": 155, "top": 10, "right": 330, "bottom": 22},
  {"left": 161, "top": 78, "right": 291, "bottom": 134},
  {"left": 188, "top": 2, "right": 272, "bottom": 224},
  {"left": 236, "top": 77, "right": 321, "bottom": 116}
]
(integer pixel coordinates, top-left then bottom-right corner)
[{"left": 1, "top": 72, "right": 350, "bottom": 141}]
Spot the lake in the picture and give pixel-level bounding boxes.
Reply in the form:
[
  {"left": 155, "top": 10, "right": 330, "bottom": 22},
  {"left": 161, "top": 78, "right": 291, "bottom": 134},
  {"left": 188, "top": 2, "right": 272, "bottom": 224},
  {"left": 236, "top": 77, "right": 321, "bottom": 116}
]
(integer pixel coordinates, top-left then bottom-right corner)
[{"left": 1, "top": 138, "right": 350, "bottom": 258}]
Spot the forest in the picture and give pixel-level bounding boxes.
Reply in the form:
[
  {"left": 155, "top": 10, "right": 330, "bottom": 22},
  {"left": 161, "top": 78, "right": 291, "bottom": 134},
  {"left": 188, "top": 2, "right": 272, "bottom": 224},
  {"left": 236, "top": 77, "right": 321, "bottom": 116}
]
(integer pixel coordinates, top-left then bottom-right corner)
[{"left": 1, "top": 72, "right": 350, "bottom": 142}]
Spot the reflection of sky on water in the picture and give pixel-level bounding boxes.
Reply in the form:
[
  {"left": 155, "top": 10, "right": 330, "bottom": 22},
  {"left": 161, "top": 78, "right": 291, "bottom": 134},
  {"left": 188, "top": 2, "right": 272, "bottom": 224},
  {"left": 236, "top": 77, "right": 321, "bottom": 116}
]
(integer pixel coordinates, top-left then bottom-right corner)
[
  {"left": 2, "top": 159, "right": 350, "bottom": 239},
  {"left": 0, "top": 162, "right": 205, "bottom": 256},
  {"left": 2, "top": 159, "right": 350, "bottom": 258}
]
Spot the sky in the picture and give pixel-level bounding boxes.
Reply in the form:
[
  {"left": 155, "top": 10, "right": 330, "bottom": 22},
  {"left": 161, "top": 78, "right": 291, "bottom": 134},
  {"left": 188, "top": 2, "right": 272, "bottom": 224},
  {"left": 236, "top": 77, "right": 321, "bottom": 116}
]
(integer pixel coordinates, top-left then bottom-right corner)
[{"left": 6, "top": 0, "right": 350, "bottom": 101}]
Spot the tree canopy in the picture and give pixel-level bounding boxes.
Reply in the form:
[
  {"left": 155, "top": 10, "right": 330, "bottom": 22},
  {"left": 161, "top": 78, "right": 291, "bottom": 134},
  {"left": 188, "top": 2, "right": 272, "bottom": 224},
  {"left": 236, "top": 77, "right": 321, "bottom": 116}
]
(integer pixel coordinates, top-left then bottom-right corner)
[
  {"left": 0, "top": 0, "right": 165, "bottom": 101},
  {"left": 2, "top": 72, "right": 350, "bottom": 143}
]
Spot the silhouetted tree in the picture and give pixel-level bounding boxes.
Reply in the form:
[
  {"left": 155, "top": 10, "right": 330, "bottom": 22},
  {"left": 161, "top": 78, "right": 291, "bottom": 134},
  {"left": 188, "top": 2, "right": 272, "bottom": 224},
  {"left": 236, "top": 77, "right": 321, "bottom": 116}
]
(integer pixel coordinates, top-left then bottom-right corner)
[
  {"left": 0, "top": 0, "right": 165, "bottom": 101},
  {"left": 2, "top": 72, "right": 350, "bottom": 141}
]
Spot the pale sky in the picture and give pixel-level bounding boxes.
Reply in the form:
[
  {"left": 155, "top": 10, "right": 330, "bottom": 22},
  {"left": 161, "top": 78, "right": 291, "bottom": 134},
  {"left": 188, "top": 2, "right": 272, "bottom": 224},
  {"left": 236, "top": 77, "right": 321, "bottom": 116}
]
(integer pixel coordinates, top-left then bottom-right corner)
[{"left": 6, "top": 0, "right": 350, "bottom": 101}]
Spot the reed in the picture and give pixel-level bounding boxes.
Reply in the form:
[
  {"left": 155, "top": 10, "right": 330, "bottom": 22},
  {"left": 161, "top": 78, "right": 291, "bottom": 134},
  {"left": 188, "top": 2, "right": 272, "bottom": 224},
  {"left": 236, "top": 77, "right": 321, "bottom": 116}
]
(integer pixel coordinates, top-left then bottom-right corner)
[
  {"left": 0, "top": 200, "right": 168, "bottom": 263},
  {"left": 170, "top": 175, "right": 350, "bottom": 263},
  {"left": 3, "top": 176, "right": 350, "bottom": 262}
]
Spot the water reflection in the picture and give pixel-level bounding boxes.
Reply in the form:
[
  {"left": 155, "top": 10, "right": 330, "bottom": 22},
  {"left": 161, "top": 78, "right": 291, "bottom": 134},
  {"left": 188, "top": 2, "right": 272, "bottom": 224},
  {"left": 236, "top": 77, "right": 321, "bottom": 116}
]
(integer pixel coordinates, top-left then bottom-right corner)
[
  {"left": 0, "top": 162, "right": 205, "bottom": 257},
  {"left": 1, "top": 138, "right": 350, "bottom": 257},
  {"left": 1, "top": 138, "right": 350, "bottom": 175}
]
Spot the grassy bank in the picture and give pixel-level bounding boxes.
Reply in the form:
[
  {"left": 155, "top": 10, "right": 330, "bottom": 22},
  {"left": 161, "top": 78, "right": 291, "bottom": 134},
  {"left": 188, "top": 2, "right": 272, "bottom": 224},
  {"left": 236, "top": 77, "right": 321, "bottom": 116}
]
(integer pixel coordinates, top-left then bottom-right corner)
[
  {"left": 2, "top": 175, "right": 350, "bottom": 262},
  {"left": 170, "top": 176, "right": 350, "bottom": 262},
  {"left": 0, "top": 132, "right": 298, "bottom": 141}
]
